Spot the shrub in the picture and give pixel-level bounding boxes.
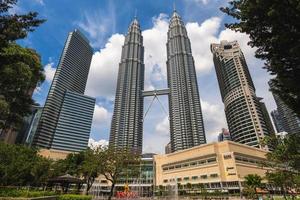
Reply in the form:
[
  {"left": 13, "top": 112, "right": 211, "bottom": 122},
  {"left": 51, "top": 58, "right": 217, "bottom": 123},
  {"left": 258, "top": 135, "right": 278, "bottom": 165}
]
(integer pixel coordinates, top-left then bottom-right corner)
[
  {"left": 0, "top": 188, "right": 55, "bottom": 197},
  {"left": 58, "top": 194, "right": 92, "bottom": 200}
]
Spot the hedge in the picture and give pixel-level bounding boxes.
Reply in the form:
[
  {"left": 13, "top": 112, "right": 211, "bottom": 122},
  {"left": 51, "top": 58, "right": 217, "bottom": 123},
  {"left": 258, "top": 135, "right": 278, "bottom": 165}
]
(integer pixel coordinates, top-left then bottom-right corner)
[
  {"left": 0, "top": 188, "right": 55, "bottom": 197},
  {"left": 57, "top": 195, "right": 92, "bottom": 200}
]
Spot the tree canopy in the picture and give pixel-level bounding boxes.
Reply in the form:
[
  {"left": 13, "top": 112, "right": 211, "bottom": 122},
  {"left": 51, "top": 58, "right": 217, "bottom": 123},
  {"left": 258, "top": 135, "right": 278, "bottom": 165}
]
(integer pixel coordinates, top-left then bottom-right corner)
[
  {"left": 0, "top": 0, "right": 45, "bottom": 140},
  {"left": 221, "top": 0, "right": 300, "bottom": 117},
  {"left": 0, "top": 142, "right": 52, "bottom": 186},
  {"left": 98, "top": 148, "right": 141, "bottom": 200},
  {"left": 0, "top": 0, "right": 45, "bottom": 48},
  {"left": 263, "top": 134, "right": 300, "bottom": 199}
]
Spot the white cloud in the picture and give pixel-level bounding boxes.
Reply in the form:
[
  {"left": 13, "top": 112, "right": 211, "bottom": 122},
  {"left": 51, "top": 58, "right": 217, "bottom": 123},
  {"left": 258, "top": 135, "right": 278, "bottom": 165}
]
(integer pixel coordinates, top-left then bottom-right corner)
[
  {"left": 76, "top": 2, "right": 116, "bottom": 48},
  {"left": 155, "top": 117, "right": 169, "bottom": 135},
  {"left": 200, "top": 100, "right": 227, "bottom": 142},
  {"left": 88, "top": 138, "right": 108, "bottom": 149},
  {"left": 33, "top": 0, "right": 45, "bottom": 5},
  {"left": 93, "top": 104, "right": 110, "bottom": 125},
  {"left": 143, "top": 14, "right": 169, "bottom": 90},
  {"left": 85, "top": 34, "right": 124, "bottom": 99},
  {"left": 186, "top": 17, "right": 221, "bottom": 74},
  {"left": 44, "top": 62, "right": 56, "bottom": 83},
  {"left": 192, "top": 0, "right": 210, "bottom": 5}
]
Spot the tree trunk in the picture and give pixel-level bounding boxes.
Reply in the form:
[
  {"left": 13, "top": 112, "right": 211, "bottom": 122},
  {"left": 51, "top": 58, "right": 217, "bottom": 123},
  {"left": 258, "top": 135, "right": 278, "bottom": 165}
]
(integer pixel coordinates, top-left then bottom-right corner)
[
  {"left": 108, "top": 182, "right": 115, "bottom": 200},
  {"left": 281, "top": 186, "right": 287, "bottom": 200},
  {"left": 85, "top": 177, "right": 95, "bottom": 195}
]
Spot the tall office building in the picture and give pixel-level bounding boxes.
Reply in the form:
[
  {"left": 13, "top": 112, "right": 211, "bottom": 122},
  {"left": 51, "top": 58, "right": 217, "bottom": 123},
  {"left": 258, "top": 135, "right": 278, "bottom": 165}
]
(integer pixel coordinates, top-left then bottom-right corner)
[
  {"left": 33, "top": 29, "right": 95, "bottom": 152},
  {"left": 271, "top": 110, "right": 285, "bottom": 133},
  {"left": 258, "top": 99, "right": 276, "bottom": 134},
  {"left": 109, "top": 18, "right": 144, "bottom": 153},
  {"left": 269, "top": 81, "right": 300, "bottom": 134},
  {"left": 50, "top": 91, "right": 95, "bottom": 152},
  {"left": 211, "top": 40, "right": 272, "bottom": 149},
  {"left": 218, "top": 128, "right": 231, "bottom": 142},
  {"left": 16, "top": 105, "right": 43, "bottom": 145},
  {"left": 166, "top": 11, "right": 206, "bottom": 152}
]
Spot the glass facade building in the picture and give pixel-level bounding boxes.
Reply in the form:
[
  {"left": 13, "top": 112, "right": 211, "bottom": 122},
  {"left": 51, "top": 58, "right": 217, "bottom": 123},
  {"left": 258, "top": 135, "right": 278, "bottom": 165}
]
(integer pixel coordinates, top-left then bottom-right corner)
[
  {"left": 16, "top": 105, "right": 43, "bottom": 145},
  {"left": 269, "top": 81, "right": 300, "bottom": 134},
  {"left": 271, "top": 110, "right": 285, "bottom": 133},
  {"left": 51, "top": 91, "right": 95, "bottom": 152},
  {"left": 33, "top": 29, "right": 94, "bottom": 152}
]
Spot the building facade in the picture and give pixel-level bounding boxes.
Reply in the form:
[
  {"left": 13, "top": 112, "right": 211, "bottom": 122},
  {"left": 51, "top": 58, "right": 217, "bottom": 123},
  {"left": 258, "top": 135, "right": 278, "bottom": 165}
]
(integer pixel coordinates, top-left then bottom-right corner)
[
  {"left": 154, "top": 141, "right": 269, "bottom": 192},
  {"left": 89, "top": 153, "right": 155, "bottom": 197},
  {"left": 218, "top": 128, "right": 231, "bottom": 142},
  {"left": 211, "top": 40, "right": 272, "bottom": 149},
  {"left": 269, "top": 81, "right": 300, "bottom": 135},
  {"left": 33, "top": 29, "right": 94, "bottom": 152},
  {"left": 109, "top": 18, "right": 145, "bottom": 154},
  {"left": 16, "top": 105, "right": 43, "bottom": 145},
  {"left": 50, "top": 91, "right": 95, "bottom": 152},
  {"left": 166, "top": 11, "right": 206, "bottom": 152},
  {"left": 271, "top": 110, "right": 285, "bottom": 133}
]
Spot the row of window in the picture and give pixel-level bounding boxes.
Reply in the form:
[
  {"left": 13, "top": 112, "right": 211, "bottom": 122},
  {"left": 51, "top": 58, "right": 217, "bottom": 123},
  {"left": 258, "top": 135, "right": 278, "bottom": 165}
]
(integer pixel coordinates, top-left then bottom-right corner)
[
  {"left": 163, "top": 173, "right": 219, "bottom": 183},
  {"left": 162, "top": 157, "right": 217, "bottom": 171}
]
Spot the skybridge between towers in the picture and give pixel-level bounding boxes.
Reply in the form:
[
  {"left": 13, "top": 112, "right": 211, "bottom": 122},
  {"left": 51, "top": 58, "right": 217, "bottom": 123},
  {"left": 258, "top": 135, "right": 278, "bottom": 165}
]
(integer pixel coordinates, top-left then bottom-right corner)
[
  {"left": 142, "top": 88, "right": 170, "bottom": 97},
  {"left": 142, "top": 88, "right": 170, "bottom": 122}
]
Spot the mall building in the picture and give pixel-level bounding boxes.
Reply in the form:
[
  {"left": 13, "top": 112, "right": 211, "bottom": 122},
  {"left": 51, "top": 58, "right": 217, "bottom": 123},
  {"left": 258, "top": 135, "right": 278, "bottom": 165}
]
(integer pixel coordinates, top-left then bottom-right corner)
[
  {"left": 38, "top": 140, "right": 271, "bottom": 195},
  {"left": 154, "top": 140, "right": 270, "bottom": 192}
]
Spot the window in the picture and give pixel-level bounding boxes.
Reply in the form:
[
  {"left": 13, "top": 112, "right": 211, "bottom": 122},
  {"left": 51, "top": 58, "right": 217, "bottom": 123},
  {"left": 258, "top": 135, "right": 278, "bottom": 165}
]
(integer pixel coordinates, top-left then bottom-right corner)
[
  {"left": 207, "top": 157, "right": 217, "bottom": 163},
  {"left": 192, "top": 176, "right": 198, "bottom": 180},
  {"left": 210, "top": 173, "right": 218, "bottom": 178},
  {"left": 184, "top": 177, "right": 189, "bottom": 181},
  {"left": 200, "top": 175, "right": 207, "bottom": 179},
  {"left": 177, "top": 178, "right": 182, "bottom": 182},
  {"left": 163, "top": 179, "right": 168, "bottom": 183},
  {"left": 223, "top": 154, "right": 232, "bottom": 159}
]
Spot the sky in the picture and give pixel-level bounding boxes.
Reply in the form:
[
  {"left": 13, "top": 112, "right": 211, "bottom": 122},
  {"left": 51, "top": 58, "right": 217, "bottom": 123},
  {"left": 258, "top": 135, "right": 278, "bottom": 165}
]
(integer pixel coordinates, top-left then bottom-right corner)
[{"left": 15, "top": 0, "right": 276, "bottom": 154}]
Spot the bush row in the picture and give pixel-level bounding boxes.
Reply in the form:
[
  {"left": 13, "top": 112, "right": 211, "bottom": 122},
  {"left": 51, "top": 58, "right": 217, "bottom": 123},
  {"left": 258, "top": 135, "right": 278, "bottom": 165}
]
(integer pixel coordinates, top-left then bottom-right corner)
[{"left": 0, "top": 188, "right": 55, "bottom": 197}]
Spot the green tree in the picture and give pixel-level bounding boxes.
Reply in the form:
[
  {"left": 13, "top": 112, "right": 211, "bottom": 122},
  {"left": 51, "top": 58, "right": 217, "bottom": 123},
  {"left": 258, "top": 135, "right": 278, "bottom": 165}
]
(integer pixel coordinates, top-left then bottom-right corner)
[
  {"left": 0, "top": 44, "right": 45, "bottom": 135},
  {"left": 98, "top": 148, "right": 141, "bottom": 200},
  {"left": 0, "top": 0, "right": 45, "bottom": 141},
  {"left": 0, "top": 142, "right": 52, "bottom": 186},
  {"left": 221, "top": 0, "right": 300, "bottom": 117},
  {"left": 262, "top": 134, "right": 300, "bottom": 199},
  {"left": 30, "top": 156, "right": 52, "bottom": 186},
  {"left": 79, "top": 148, "right": 102, "bottom": 195},
  {"left": 0, "top": 0, "right": 45, "bottom": 48},
  {"left": 244, "top": 174, "right": 262, "bottom": 199}
]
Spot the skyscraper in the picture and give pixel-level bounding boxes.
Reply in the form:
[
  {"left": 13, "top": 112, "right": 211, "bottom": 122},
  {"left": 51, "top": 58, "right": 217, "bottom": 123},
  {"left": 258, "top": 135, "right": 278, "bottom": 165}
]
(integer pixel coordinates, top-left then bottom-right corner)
[
  {"left": 271, "top": 110, "right": 285, "bottom": 133},
  {"left": 218, "top": 128, "right": 231, "bottom": 142},
  {"left": 16, "top": 105, "right": 43, "bottom": 145},
  {"left": 33, "top": 29, "right": 95, "bottom": 152},
  {"left": 166, "top": 11, "right": 206, "bottom": 152},
  {"left": 211, "top": 40, "right": 272, "bottom": 149},
  {"left": 269, "top": 81, "right": 300, "bottom": 134},
  {"left": 109, "top": 18, "right": 144, "bottom": 153}
]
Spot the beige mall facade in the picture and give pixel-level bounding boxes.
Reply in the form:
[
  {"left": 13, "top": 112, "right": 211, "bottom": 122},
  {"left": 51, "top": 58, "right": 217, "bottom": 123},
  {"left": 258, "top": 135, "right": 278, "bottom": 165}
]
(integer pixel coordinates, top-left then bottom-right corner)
[
  {"left": 39, "top": 148, "right": 70, "bottom": 160},
  {"left": 154, "top": 141, "right": 269, "bottom": 191}
]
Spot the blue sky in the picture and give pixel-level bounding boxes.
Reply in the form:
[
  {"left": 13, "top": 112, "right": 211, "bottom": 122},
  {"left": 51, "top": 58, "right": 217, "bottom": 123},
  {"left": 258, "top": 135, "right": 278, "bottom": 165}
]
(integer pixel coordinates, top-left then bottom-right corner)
[{"left": 15, "top": 0, "right": 276, "bottom": 153}]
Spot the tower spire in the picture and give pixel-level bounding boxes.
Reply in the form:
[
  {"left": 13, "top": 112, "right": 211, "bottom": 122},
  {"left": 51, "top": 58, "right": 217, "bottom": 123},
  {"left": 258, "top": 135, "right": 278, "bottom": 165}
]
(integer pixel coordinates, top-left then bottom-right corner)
[
  {"left": 134, "top": 9, "right": 137, "bottom": 19},
  {"left": 173, "top": 2, "right": 176, "bottom": 12}
]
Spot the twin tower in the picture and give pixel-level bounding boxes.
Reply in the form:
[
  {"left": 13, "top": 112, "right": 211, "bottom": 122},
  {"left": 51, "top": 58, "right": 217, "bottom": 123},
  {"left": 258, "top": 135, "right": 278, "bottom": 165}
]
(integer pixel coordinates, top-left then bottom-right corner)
[{"left": 109, "top": 11, "right": 206, "bottom": 153}]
